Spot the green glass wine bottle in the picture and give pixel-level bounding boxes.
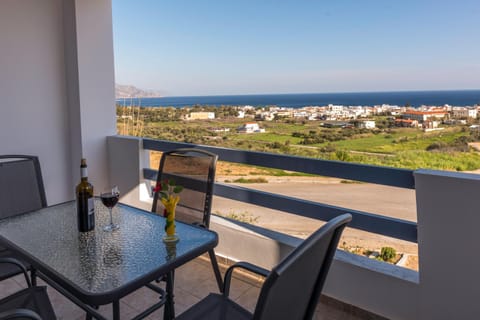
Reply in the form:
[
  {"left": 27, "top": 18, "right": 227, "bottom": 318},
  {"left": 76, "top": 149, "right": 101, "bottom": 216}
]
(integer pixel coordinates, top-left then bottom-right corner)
[{"left": 76, "top": 158, "right": 95, "bottom": 232}]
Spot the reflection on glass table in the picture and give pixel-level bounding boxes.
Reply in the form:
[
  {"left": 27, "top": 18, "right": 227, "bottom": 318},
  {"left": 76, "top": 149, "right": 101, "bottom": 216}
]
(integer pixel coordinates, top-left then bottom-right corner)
[{"left": 0, "top": 199, "right": 218, "bottom": 320}]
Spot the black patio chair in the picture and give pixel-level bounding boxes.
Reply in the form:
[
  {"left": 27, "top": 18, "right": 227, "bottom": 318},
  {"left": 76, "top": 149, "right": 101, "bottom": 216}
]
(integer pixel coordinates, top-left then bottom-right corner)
[
  {"left": 151, "top": 148, "right": 223, "bottom": 292},
  {"left": 0, "top": 155, "right": 46, "bottom": 284},
  {"left": 0, "top": 258, "right": 56, "bottom": 320},
  {"left": 176, "top": 213, "right": 352, "bottom": 320}
]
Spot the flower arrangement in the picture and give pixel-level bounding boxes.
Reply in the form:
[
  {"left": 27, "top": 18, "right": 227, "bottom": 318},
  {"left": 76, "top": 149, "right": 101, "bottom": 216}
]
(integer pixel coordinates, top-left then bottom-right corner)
[{"left": 153, "top": 179, "right": 183, "bottom": 241}]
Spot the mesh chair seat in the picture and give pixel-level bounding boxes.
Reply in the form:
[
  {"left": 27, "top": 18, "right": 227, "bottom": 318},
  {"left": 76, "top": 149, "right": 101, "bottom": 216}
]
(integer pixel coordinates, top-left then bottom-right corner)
[
  {"left": 0, "top": 156, "right": 46, "bottom": 284},
  {"left": 152, "top": 149, "right": 217, "bottom": 227},
  {"left": 0, "top": 250, "right": 31, "bottom": 282},
  {"left": 177, "top": 293, "right": 251, "bottom": 320},
  {"left": 0, "top": 156, "right": 46, "bottom": 219},
  {"left": 152, "top": 148, "right": 223, "bottom": 291},
  {"left": 177, "top": 214, "right": 352, "bottom": 320},
  {"left": 0, "top": 287, "right": 56, "bottom": 320},
  {"left": 0, "top": 258, "right": 55, "bottom": 320}
]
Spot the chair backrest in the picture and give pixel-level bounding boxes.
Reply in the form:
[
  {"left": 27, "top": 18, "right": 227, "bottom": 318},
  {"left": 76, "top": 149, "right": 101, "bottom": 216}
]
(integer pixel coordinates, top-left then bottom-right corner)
[
  {"left": 0, "top": 155, "right": 47, "bottom": 219},
  {"left": 151, "top": 148, "right": 218, "bottom": 227},
  {"left": 252, "top": 213, "right": 352, "bottom": 320}
]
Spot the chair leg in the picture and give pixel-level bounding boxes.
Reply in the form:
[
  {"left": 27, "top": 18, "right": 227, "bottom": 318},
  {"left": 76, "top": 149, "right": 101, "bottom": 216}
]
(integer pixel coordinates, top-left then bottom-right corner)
[
  {"left": 85, "top": 305, "right": 98, "bottom": 320},
  {"left": 208, "top": 249, "right": 224, "bottom": 293},
  {"left": 164, "top": 271, "right": 175, "bottom": 320},
  {"left": 30, "top": 267, "right": 37, "bottom": 286}
]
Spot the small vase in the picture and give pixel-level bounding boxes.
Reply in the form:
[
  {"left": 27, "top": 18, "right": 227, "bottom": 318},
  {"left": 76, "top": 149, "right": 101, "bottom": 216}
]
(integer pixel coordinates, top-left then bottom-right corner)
[
  {"left": 164, "top": 241, "right": 177, "bottom": 260},
  {"left": 162, "top": 233, "right": 179, "bottom": 243},
  {"left": 163, "top": 205, "right": 179, "bottom": 243}
]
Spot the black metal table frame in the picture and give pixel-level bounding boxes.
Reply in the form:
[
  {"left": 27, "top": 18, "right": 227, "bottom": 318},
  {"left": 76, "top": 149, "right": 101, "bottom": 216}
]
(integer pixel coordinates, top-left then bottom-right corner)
[{"left": 0, "top": 201, "right": 218, "bottom": 320}]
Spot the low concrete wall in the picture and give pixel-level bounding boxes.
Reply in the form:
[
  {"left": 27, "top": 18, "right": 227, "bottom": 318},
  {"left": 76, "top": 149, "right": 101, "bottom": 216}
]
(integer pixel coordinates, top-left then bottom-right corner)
[
  {"left": 107, "top": 136, "right": 151, "bottom": 209},
  {"left": 415, "top": 170, "right": 480, "bottom": 319}
]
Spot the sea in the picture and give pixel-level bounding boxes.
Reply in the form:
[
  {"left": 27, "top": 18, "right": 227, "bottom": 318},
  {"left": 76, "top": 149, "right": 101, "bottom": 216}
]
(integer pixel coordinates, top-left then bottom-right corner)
[{"left": 116, "top": 90, "right": 480, "bottom": 109}]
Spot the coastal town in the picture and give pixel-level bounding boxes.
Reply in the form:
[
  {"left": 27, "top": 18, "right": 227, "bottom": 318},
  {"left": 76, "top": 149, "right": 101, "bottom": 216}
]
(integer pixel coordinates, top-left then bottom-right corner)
[{"left": 184, "top": 103, "right": 480, "bottom": 133}]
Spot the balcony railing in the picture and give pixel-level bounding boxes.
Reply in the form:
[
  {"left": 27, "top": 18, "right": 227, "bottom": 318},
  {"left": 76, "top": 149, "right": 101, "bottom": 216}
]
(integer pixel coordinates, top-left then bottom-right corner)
[
  {"left": 108, "top": 135, "right": 480, "bottom": 320},
  {"left": 142, "top": 138, "right": 417, "bottom": 243}
]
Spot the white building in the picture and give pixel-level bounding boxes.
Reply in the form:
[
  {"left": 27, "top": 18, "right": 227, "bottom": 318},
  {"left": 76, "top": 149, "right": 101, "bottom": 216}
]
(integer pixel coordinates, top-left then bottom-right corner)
[
  {"left": 451, "top": 107, "right": 477, "bottom": 119},
  {"left": 186, "top": 112, "right": 215, "bottom": 120},
  {"left": 357, "top": 120, "right": 376, "bottom": 129},
  {"left": 237, "top": 122, "right": 265, "bottom": 133},
  {"left": 328, "top": 104, "right": 344, "bottom": 112}
]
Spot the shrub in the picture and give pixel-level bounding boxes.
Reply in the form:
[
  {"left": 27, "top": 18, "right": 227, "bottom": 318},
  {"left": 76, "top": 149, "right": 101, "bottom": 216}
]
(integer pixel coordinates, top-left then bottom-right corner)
[
  {"left": 335, "top": 150, "right": 350, "bottom": 161},
  {"left": 426, "top": 142, "right": 447, "bottom": 151},
  {"left": 380, "top": 247, "right": 396, "bottom": 262},
  {"left": 320, "top": 144, "right": 336, "bottom": 153}
]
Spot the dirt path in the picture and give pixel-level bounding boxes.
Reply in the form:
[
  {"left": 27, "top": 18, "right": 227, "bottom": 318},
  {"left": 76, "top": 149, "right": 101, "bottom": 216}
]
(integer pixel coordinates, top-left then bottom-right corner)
[{"left": 213, "top": 177, "right": 418, "bottom": 255}]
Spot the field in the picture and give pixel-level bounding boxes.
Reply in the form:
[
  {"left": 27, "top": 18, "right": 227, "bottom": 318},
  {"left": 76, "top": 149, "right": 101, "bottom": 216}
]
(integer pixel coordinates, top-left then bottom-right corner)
[
  {"left": 124, "top": 107, "right": 480, "bottom": 270},
  {"left": 118, "top": 106, "right": 480, "bottom": 172}
]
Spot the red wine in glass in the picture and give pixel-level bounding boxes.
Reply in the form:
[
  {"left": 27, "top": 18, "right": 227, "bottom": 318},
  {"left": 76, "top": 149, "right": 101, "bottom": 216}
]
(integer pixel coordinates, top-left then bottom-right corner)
[
  {"left": 101, "top": 193, "right": 119, "bottom": 208},
  {"left": 101, "top": 186, "right": 120, "bottom": 232}
]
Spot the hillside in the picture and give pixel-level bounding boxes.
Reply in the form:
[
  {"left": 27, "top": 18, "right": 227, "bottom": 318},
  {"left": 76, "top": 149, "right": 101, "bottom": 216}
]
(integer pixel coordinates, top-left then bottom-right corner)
[{"left": 115, "top": 83, "right": 163, "bottom": 98}]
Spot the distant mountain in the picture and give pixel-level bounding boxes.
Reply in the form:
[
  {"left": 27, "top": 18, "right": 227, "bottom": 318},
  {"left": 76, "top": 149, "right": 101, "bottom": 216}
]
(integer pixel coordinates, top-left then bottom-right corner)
[{"left": 115, "top": 83, "right": 163, "bottom": 98}]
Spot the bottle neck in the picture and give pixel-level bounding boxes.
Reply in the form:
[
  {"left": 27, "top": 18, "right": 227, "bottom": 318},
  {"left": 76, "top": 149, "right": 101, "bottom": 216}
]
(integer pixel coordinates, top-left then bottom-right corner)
[{"left": 81, "top": 167, "right": 88, "bottom": 180}]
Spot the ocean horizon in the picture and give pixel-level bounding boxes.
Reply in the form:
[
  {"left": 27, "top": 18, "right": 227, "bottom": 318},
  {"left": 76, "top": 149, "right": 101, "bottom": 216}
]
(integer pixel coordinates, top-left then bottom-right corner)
[{"left": 116, "top": 89, "right": 480, "bottom": 108}]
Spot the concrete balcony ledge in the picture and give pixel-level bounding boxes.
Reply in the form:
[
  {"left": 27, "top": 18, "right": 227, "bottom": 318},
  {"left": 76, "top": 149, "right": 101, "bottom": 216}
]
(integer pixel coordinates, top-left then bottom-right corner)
[
  {"left": 210, "top": 214, "right": 419, "bottom": 284},
  {"left": 334, "top": 250, "right": 419, "bottom": 284}
]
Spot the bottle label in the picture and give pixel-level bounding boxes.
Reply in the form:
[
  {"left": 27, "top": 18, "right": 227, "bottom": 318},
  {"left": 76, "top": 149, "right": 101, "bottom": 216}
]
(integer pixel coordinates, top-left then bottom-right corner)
[
  {"left": 88, "top": 198, "right": 94, "bottom": 216},
  {"left": 77, "top": 194, "right": 95, "bottom": 232},
  {"left": 81, "top": 167, "right": 88, "bottom": 178}
]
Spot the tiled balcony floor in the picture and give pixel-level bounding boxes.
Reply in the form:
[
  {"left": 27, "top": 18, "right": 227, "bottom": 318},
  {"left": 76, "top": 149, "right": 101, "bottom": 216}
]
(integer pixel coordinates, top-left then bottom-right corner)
[{"left": 0, "top": 256, "right": 385, "bottom": 319}]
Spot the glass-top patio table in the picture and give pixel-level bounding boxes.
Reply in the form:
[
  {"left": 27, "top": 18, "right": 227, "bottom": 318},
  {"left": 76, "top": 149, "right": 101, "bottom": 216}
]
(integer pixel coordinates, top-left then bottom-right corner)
[{"left": 0, "top": 199, "right": 218, "bottom": 320}]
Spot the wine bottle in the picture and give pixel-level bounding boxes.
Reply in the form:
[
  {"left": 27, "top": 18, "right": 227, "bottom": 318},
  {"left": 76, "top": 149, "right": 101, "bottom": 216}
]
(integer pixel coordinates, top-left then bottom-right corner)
[{"left": 76, "top": 158, "right": 95, "bottom": 232}]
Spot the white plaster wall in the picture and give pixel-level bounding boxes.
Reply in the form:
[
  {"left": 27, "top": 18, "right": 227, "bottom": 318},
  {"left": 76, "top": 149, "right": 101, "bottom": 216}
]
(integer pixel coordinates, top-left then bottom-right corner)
[
  {"left": 0, "top": 0, "right": 116, "bottom": 204},
  {"left": 70, "top": 0, "right": 116, "bottom": 191},
  {"left": 0, "top": 0, "right": 71, "bottom": 204},
  {"left": 415, "top": 170, "right": 480, "bottom": 319}
]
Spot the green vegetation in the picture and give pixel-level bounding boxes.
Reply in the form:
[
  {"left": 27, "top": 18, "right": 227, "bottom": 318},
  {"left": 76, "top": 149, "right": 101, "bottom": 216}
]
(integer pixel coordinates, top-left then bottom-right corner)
[
  {"left": 216, "top": 210, "right": 259, "bottom": 224},
  {"left": 117, "top": 105, "right": 480, "bottom": 171},
  {"left": 378, "top": 247, "right": 397, "bottom": 263}
]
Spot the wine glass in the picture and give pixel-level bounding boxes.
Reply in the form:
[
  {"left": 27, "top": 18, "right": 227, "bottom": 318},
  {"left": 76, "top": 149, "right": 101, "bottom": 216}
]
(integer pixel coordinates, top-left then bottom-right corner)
[{"left": 101, "top": 186, "right": 120, "bottom": 232}]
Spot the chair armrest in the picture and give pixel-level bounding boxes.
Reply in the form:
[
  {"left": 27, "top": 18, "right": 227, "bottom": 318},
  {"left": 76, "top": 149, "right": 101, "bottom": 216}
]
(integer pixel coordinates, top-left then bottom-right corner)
[
  {"left": 0, "top": 308, "right": 42, "bottom": 320},
  {"left": 0, "top": 258, "right": 31, "bottom": 287},
  {"left": 223, "top": 261, "right": 270, "bottom": 297}
]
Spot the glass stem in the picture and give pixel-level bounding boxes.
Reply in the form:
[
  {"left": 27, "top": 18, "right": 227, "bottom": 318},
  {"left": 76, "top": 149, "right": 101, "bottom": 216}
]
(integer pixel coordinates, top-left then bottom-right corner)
[{"left": 109, "top": 208, "right": 113, "bottom": 225}]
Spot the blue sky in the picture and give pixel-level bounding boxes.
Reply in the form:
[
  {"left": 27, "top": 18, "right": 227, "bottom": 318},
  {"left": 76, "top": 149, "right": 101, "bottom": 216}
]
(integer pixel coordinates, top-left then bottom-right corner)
[{"left": 112, "top": 0, "right": 480, "bottom": 97}]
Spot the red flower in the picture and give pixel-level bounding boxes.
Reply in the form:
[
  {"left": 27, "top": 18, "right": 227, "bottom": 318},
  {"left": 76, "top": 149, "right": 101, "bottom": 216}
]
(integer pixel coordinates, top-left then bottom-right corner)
[{"left": 153, "top": 182, "right": 162, "bottom": 193}]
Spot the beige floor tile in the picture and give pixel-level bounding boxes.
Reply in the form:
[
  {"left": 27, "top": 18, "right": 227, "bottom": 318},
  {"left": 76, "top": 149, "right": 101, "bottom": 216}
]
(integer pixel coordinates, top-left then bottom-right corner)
[
  {"left": 123, "top": 287, "right": 162, "bottom": 311},
  {"left": 171, "top": 286, "right": 201, "bottom": 315},
  {"left": 93, "top": 301, "right": 142, "bottom": 319},
  {"left": 227, "top": 275, "right": 259, "bottom": 301},
  {"left": 232, "top": 285, "right": 261, "bottom": 313},
  {"left": 174, "top": 261, "right": 214, "bottom": 286},
  {"left": 180, "top": 277, "right": 219, "bottom": 299},
  {"left": 0, "top": 278, "right": 24, "bottom": 299},
  {"left": 46, "top": 286, "right": 85, "bottom": 320}
]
